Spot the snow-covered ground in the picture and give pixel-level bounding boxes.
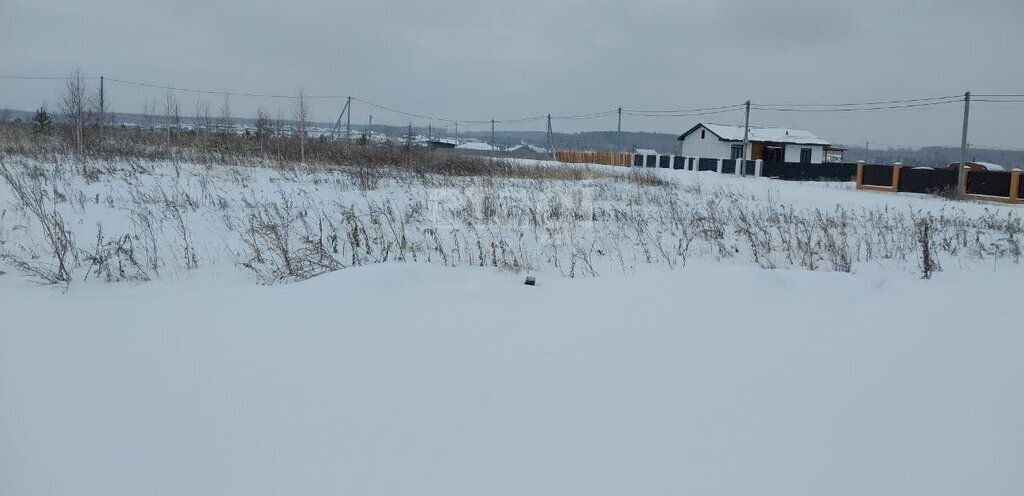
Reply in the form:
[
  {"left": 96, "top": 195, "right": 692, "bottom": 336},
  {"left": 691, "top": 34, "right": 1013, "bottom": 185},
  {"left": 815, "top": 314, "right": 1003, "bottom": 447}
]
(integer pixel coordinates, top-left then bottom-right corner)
[
  {"left": 2, "top": 262, "right": 1022, "bottom": 495},
  {"left": 1, "top": 156, "right": 1022, "bottom": 495}
]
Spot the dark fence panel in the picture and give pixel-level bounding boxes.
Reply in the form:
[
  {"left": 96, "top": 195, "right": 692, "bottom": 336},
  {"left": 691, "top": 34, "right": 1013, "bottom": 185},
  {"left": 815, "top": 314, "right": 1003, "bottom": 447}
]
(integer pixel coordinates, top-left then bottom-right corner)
[
  {"left": 967, "top": 171, "right": 1012, "bottom": 197},
  {"left": 721, "top": 159, "right": 736, "bottom": 174},
  {"left": 861, "top": 164, "right": 893, "bottom": 186},
  {"left": 632, "top": 154, "right": 643, "bottom": 167},
  {"left": 898, "top": 168, "right": 957, "bottom": 194},
  {"left": 672, "top": 156, "right": 686, "bottom": 170},
  {"left": 645, "top": 155, "right": 657, "bottom": 168},
  {"left": 659, "top": 155, "right": 671, "bottom": 168},
  {"left": 689, "top": 157, "right": 696, "bottom": 170},
  {"left": 761, "top": 162, "right": 858, "bottom": 182},
  {"left": 743, "top": 160, "right": 756, "bottom": 176},
  {"left": 698, "top": 158, "right": 718, "bottom": 171}
]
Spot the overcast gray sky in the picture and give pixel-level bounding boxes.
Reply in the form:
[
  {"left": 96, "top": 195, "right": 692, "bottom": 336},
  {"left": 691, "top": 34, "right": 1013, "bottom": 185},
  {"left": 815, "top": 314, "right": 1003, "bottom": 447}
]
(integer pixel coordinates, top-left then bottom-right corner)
[{"left": 2, "top": 0, "right": 1022, "bottom": 148}]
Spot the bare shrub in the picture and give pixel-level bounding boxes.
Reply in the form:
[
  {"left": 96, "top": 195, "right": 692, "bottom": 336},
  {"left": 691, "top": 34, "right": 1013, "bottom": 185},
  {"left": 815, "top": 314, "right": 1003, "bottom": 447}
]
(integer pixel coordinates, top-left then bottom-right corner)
[
  {"left": 240, "top": 203, "right": 345, "bottom": 283},
  {"left": 81, "top": 222, "right": 151, "bottom": 282},
  {"left": 915, "top": 215, "right": 941, "bottom": 279},
  {"left": 0, "top": 159, "right": 75, "bottom": 284}
]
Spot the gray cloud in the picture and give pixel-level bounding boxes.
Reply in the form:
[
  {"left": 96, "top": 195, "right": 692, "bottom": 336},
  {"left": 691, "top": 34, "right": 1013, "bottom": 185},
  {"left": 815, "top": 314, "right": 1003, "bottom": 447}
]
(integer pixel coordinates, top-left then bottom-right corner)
[{"left": 1, "top": 0, "right": 1022, "bottom": 148}]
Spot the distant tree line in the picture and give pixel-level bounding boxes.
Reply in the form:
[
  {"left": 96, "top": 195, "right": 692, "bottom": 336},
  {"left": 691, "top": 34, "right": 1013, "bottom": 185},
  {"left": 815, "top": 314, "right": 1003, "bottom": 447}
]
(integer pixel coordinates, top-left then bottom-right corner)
[{"left": 842, "top": 145, "right": 1024, "bottom": 168}]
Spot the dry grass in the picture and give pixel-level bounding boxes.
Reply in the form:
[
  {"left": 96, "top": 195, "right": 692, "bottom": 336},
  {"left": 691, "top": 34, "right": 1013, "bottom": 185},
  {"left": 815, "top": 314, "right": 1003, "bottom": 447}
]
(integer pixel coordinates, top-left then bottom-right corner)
[{"left": 0, "top": 122, "right": 654, "bottom": 184}]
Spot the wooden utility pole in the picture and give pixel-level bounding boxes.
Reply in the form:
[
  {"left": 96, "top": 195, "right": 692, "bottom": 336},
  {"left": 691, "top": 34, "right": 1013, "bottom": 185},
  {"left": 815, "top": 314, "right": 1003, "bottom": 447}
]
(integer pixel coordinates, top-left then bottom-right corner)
[
  {"left": 427, "top": 123, "right": 432, "bottom": 154},
  {"left": 407, "top": 123, "right": 413, "bottom": 166},
  {"left": 740, "top": 100, "right": 751, "bottom": 176},
  {"left": 98, "top": 76, "right": 105, "bottom": 143},
  {"left": 345, "top": 96, "right": 352, "bottom": 141},
  {"left": 491, "top": 119, "right": 495, "bottom": 153},
  {"left": 617, "top": 106, "right": 622, "bottom": 154},
  {"left": 957, "top": 91, "right": 971, "bottom": 195},
  {"left": 454, "top": 121, "right": 458, "bottom": 145},
  {"left": 546, "top": 114, "right": 556, "bottom": 160},
  {"left": 367, "top": 115, "right": 372, "bottom": 140},
  {"left": 332, "top": 98, "right": 350, "bottom": 140}
]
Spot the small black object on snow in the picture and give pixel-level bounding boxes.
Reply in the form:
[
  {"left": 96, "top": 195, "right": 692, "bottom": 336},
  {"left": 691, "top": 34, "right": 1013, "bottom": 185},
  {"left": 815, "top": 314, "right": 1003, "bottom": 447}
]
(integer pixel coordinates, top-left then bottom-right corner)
[{"left": 524, "top": 276, "right": 536, "bottom": 286}]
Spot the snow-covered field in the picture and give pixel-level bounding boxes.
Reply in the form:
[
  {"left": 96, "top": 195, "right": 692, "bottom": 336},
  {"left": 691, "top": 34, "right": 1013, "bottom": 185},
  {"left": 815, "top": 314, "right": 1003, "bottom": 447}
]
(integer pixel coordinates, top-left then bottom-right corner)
[{"left": 2, "top": 155, "right": 1022, "bottom": 495}]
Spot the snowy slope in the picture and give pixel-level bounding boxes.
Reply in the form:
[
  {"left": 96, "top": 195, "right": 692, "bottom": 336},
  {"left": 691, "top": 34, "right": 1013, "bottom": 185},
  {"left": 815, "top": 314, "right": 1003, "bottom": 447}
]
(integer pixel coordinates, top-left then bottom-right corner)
[{"left": 2, "top": 262, "right": 1022, "bottom": 495}]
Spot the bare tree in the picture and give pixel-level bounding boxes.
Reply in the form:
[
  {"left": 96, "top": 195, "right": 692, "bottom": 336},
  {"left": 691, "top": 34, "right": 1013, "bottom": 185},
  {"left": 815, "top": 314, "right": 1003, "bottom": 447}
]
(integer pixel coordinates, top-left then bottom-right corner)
[
  {"left": 255, "top": 107, "right": 272, "bottom": 156},
  {"left": 194, "top": 97, "right": 212, "bottom": 151},
  {"left": 95, "top": 80, "right": 106, "bottom": 143},
  {"left": 141, "top": 100, "right": 153, "bottom": 129},
  {"left": 293, "top": 89, "right": 309, "bottom": 163},
  {"left": 274, "top": 110, "right": 285, "bottom": 162},
  {"left": 219, "top": 94, "right": 232, "bottom": 133},
  {"left": 60, "top": 67, "right": 92, "bottom": 157},
  {"left": 163, "top": 89, "right": 180, "bottom": 151},
  {"left": 194, "top": 97, "right": 212, "bottom": 132}
]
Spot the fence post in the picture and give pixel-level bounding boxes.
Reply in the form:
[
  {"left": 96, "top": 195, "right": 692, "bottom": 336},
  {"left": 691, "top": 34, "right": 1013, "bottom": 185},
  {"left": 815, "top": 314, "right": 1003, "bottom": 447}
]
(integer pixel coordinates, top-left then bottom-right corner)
[
  {"left": 693, "top": 157, "right": 700, "bottom": 172},
  {"left": 755, "top": 159, "right": 763, "bottom": 177},
  {"left": 716, "top": 159, "right": 723, "bottom": 174},
  {"left": 1010, "top": 169, "right": 1022, "bottom": 203},
  {"left": 735, "top": 158, "right": 743, "bottom": 176},
  {"left": 892, "top": 162, "right": 903, "bottom": 192},
  {"left": 855, "top": 161, "right": 865, "bottom": 189}
]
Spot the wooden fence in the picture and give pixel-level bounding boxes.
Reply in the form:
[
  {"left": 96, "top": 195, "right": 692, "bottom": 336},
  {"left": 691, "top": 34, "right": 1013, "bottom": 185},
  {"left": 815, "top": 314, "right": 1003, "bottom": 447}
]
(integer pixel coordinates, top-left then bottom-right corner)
[{"left": 555, "top": 149, "right": 633, "bottom": 166}]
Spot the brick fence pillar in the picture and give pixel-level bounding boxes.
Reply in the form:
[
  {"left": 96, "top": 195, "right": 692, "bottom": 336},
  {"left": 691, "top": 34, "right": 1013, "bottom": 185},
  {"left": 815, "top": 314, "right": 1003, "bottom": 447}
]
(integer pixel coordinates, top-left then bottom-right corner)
[
  {"left": 892, "top": 162, "right": 903, "bottom": 192},
  {"left": 1010, "top": 169, "right": 1022, "bottom": 203}
]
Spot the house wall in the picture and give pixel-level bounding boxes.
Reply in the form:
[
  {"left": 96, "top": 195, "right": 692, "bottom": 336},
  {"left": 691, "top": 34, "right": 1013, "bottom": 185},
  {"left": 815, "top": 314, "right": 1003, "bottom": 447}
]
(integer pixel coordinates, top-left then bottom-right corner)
[
  {"left": 679, "top": 125, "right": 737, "bottom": 158},
  {"left": 783, "top": 144, "right": 824, "bottom": 164},
  {"left": 679, "top": 125, "right": 826, "bottom": 163}
]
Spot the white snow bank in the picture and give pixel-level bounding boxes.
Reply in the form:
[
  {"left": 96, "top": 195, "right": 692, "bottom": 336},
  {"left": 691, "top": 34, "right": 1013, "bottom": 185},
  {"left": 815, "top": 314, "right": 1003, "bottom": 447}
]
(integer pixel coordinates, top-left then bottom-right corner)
[{"left": 2, "top": 262, "right": 1021, "bottom": 495}]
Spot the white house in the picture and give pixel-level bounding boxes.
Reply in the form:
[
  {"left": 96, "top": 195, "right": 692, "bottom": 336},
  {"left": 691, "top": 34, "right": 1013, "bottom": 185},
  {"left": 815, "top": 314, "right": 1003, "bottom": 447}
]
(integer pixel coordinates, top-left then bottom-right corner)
[{"left": 677, "top": 123, "right": 843, "bottom": 164}]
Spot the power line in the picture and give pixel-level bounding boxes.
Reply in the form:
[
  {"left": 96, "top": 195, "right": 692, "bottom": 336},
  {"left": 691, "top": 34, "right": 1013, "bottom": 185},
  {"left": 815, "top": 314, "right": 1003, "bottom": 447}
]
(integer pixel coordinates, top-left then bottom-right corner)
[
  {"left": 622, "top": 103, "right": 744, "bottom": 114},
  {"left": 105, "top": 77, "right": 348, "bottom": 100},
  {"left": 352, "top": 96, "right": 460, "bottom": 123},
  {"left": 551, "top": 109, "right": 618, "bottom": 120},
  {"left": 5, "top": 73, "right": 1021, "bottom": 138},
  {"left": 623, "top": 106, "right": 744, "bottom": 117},
  {"left": 0, "top": 75, "right": 100, "bottom": 80},
  {"left": 751, "top": 100, "right": 962, "bottom": 113},
  {"left": 754, "top": 95, "right": 962, "bottom": 108}
]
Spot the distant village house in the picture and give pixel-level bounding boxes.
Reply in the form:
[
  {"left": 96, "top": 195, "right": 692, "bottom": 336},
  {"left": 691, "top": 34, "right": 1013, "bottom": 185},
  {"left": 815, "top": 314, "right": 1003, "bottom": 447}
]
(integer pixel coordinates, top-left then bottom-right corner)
[{"left": 677, "top": 123, "right": 845, "bottom": 164}]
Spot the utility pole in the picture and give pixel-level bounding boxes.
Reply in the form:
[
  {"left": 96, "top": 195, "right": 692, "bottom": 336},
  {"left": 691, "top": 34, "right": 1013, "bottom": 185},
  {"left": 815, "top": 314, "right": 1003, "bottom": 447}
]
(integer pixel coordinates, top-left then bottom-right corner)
[
  {"left": 345, "top": 96, "right": 352, "bottom": 141},
  {"left": 617, "top": 106, "right": 623, "bottom": 159},
  {"left": 454, "top": 121, "right": 458, "bottom": 145},
  {"left": 957, "top": 91, "right": 971, "bottom": 195},
  {"left": 546, "top": 114, "right": 556, "bottom": 160},
  {"left": 332, "top": 98, "right": 351, "bottom": 140},
  {"left": 740, "top": 100, "right": 751, "bottom": 176},
  {"left": 367, "top": 114, "right": 372, "bottom": 139},
  {"left": 406, "top": 122, "right": 413, "bottom": 167},
  {"left": 491, "top": 119, "right": 495, "bottom": 153},
  {"left": 427, "top": 123, "right": 432, "bottom": 153},
  {"left": 98, "top": 76, "right": 105, "bottom": 143}
]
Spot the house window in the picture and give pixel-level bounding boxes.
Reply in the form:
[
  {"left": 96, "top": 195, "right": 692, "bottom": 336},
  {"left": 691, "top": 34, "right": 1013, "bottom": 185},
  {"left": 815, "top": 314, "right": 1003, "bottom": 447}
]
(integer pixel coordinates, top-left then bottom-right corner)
[
  {"left": 800, "top": 148, "right": 812, "bottom": 163},
  {"left": 731, "top": 145, "right": 743, "bottom": 159},
  {"left": 701, "top": 130, "right": 706, "bottom": 139},
  {"left": 765, "top": 145, "right": 784, "bottom": 163}
]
